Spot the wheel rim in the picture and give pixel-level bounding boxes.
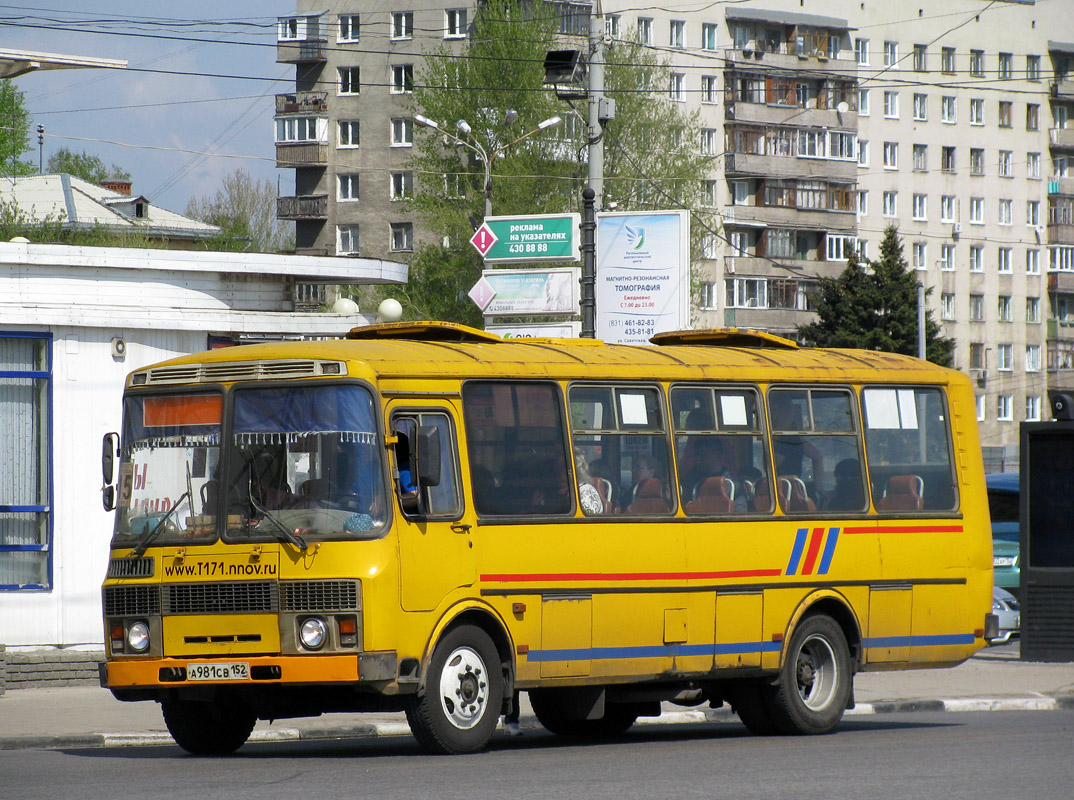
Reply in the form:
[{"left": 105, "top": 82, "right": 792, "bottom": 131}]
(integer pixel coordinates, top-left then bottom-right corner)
[
  {"left": 436, "top": 645, "right": 490, "bottom": 730},
  {"left": 795, "top": 633, "right": 838, "bottom": 711}
]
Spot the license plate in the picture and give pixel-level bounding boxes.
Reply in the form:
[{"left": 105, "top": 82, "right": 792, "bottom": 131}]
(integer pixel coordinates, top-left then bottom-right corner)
[
  {"left": 994, "top": 556, "right": 1016, "bottom": 567},
  {"left": 187, "top": 662, "right": 250, "bottom": 681}
]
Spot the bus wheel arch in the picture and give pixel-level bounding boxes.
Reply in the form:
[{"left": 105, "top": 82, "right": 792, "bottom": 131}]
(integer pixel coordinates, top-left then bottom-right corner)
[{"left": 782, "top": 592, "right": 863, "bottom": 674}]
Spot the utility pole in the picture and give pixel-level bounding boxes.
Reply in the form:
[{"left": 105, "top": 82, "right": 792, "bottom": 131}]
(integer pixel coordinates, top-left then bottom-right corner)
[{"left": 587, "top": 5, "right": 605, "bottom": 211}]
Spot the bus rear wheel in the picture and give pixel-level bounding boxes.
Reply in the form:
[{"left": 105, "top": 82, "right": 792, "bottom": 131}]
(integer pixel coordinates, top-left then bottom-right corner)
[
  {"left": 765, "top": 614, "right": 851, "bottom": 735},
  {"left": 529, "top": 690, "right": 638, "bottom": 737},
  {"left": 161, "top": 697, "right": 256, "bottom": 755},
  {"left": 406, "top": 624, "right": 503, "bottom": 754}
]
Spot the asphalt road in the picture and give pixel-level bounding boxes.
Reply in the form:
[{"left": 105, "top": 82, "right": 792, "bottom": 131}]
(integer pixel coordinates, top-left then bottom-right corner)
[{"left": 3, "top": 710, "right": 1070, "bottom": 800}]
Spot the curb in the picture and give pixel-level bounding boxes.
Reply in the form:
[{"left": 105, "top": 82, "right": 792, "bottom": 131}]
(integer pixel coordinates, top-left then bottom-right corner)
[{"left": 3, "top": 696, "right": 1072, "bottom": 752}]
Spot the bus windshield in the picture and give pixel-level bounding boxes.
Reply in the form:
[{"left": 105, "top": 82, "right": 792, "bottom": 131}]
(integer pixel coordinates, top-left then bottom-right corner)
[{"left": 112, "top": 384, "right": 387, "bottom": 548}]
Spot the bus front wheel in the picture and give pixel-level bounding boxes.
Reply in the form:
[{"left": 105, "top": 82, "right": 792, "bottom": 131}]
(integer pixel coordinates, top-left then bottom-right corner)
[
  {"left": 765, "top": 614, "right": 851, "bottom": 735},
  {"left": 161, "top": 697, "right": 256, "bottom": 755},
  {"left": 406, "top": 624, "right": 504, "bottom": 754}
]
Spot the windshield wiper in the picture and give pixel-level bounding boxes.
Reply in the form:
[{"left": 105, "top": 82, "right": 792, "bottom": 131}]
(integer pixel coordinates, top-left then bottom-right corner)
[
  {"left": 248, "top": 491, "right": 308, "bottom": 552},
  {"left": 130, "top": 490, "right": 190, "bottom": 558}
]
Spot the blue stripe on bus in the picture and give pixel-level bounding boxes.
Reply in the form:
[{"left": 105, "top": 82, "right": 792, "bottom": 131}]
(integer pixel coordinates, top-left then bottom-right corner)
[
  {"left": 785, "top": 528, "right": 809, "bottom": 575},
  {"left": 864, "top": 633, "right": 977, "bottom": 648},
  {"left": 817, "top": 528, "right": 840, "bottom": 575},
  {"left": 525, "top": 642, "right": 782, "bottom": 662}
]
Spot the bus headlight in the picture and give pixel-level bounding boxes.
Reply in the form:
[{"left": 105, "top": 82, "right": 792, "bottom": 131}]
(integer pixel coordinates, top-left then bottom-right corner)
[
  {"left": 299, "top": 617, "right": 328, "bottom": 650},
  {"left": 127, "top": 621, "right": 150, "bottom": 653}
]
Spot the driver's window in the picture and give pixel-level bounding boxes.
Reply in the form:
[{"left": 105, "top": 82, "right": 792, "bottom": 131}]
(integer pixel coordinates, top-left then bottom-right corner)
[{"left": 393, "top": 411, "right": 461, "bottom": 517}]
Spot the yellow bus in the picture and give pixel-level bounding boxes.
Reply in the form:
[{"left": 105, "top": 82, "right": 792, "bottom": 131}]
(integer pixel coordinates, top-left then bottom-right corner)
[{"left": 100, "top": 323, "right": 995, "bottom": 755}]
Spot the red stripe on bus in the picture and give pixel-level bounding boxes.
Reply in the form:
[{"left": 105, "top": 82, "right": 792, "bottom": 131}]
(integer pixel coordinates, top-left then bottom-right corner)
[
  {"left": 800, "top": 527, "right": 826, "bottom": 575},
  {"left": 842, "top": 525, "right": 965, "bottom": 535},
  {"left": 480, "top": 569, "right": 784, "bottom": 583}
]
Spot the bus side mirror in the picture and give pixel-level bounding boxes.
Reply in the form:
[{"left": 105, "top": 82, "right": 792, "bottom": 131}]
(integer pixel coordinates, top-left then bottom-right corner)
[
  {"left": 102, "top": 432, "right": 119, "bottom": 511},
  {"left": 416, "top": 426, "right": 442, "bottom": 487}
]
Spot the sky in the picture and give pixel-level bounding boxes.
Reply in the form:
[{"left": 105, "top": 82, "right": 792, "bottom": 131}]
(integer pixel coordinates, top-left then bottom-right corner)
[{"left": 2, "top": 1, "right": 294, "bottom": 213}]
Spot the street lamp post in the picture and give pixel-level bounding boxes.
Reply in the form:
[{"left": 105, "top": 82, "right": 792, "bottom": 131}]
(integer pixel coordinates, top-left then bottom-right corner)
[{"left": 413, "top": 113, "right": 562, "bottom": 219}]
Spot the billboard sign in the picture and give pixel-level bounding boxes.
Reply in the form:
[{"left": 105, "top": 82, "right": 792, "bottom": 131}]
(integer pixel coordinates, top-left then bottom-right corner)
[
  {"left": 471, "top": 214, "right": 580, "bottom": 263},
  {"left": 469, "top": 267, "right": 579, "bottom": 316}
]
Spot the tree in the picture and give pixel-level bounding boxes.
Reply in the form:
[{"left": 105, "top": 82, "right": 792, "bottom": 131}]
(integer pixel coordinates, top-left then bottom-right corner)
[
  {"left": 379, "top": 0, "right": 711, "bottom": 324},
  {"left": 798, "top": 225, "right": 954, "bottom": 366},
  {"left": 47, "top": 147, "right": 130, "bottom": 184},
  {"left": 185, "top": 169, "right": 293, "bottom": 253},
  {"left": 0, "top": 78, "right": 36, "bottom": 177}
]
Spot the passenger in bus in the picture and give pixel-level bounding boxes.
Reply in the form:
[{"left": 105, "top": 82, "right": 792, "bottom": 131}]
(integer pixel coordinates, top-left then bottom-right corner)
[
  {"left": 680, "top": 437, "right": 745, "bottom": 510},
  {"left": 628, "top": 455, "right": 659, "bottom": 505},
  {"left": 587, "top": 457, "right": 619, "bottom": 511},
  {"left": 825, "top": 458, "right": 867, "bottom": 511},
  {"left": 249, "top": 447, "right": 294, "bottom": 510},
  {"left": 573, "top": 448, "right": 606, "bottom": 515}
]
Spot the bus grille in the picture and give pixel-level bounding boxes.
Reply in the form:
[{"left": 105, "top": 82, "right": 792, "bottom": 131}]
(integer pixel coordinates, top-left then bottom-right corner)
[
  {"left": 163, "top": 581, "right": 279, "bottom": 614},
  {"left": 281, "top": 580, "right": 360, "bottom": 612},
  {"left": 108, "top": 557, "right": 155, "bottom": 578},
  {"left": 104, "top": 585, "right": 161, "bottom": 616}
]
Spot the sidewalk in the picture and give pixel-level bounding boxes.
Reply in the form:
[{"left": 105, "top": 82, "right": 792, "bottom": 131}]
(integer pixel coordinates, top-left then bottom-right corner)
[{"left": 1, "top": 644, "right": 1071, "bottom": 751}]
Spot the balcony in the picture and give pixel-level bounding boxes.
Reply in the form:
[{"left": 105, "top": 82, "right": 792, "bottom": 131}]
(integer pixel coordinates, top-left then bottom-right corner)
[
  {"left": 724, "top": 151, "right": 857, "bottom": 181},
  {"left": 1050, "top": 76, "right": 1074, "bottom": 100},
  {"left": 275, "top": 143, "right": 328, "bottom": 168},
  {"left": 277, "top": 39, "right": 328, "bottom": 64},
  {"left": 277, "top": 194, "right": 327, "bottom": 220},
  {"left": 275, "top": 92, "right": 328, "bottom": 115}
]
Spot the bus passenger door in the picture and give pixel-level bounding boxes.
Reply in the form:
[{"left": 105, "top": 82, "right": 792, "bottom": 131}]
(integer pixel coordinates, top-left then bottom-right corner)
[{"left": 390, "top": 404, "right": 476, "bottom": 612}]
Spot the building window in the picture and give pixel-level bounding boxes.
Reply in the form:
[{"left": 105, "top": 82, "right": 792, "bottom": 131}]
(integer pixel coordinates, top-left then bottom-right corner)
[
  {"left": 912, "top": 241, "right": 927, "bottom": 269},
  {"left": 998, "top": 295, "right": 1012, "bottom": 321},
  {"left": 0, "top": 333, "right": 52, "bottom": 590},
  {"left": 941, "top": 195, "right": 955, "bottom": 222},
  {"left": 998, "top": 247, "right": 1012, "bottom": 273},
  {"left": 997, "top": 344, "right": 1013, "bottom": 371},
  {"left": 338, "top": 66, "right": 360, "bottom": 95},
  {"left": 941, "top": 293, "right": 956, "bottom": 320},
  {"left": 1027, "top": 55, "right": 1040, "bottom": 81},
  {"left": 701, "top": 233, "right": 719, "bottom": 259},
  {"left": 970, "top": 197, "right": 984, "bottom": 224},
  {"left": 725, "top": 277, "right": 767, "bottom": 308},
  {"left": 338, "top": 224, "right": 359, "bottom": 255},
  {"left": 670, "top": 19, "right": 685, "bottom": 49},
  {"left": 997, "top": 395, "right": 1013, "bottom": 421},
  {"left": 1028, "top": 152, "right": 1041, "bottom": 178},
  {"left": 391, "top": 118, "right": 413, "bottom": 147},
  {"left": 391, "top": 64, "right": 414, "bottom": 94},
  {"left": 445, "top": 9, "right": 468, "bottom": 38},
  {"left": 857, "top": 190, "right": 868, "bottom": 216},
  {"left": 392, "top": 11, "right": 413, "bottom": 40},
  {"left": 999, "top": 199, "right": 1012, "bottom": 225},
  {"left": 1026, "top": 345, "right": 1042, "bottom": 372},
  {"left": 703, "top": 180, "right": 719, "bottom": 207},
  {"left": 701, "top": 75, "right": 718, "bottom": 104},
  {"left": 391, "top": 222, "right": 414, "bottom": 252},
  {"left": 700, "top": 282, "right": 718, "bottom": 310},
  {"left": 970, "top": 148, "right": 984, "bottom": 176},
  {"left": 337, "top": 120, "right": 359, "bottom": 148},
  {"left": 701, "top": 22, "right": 717, "bottom": 51},
  {"left": 941, "top": 146, "right": 956, "bottom": 173},
  {"left": 338, "top": 14, "right": 359, "bottom": 42},
  {"left": 997, "top": 100, "right": 1013, "bottom": 128},
  {"left": 998, "top": 52, "right": 1012, "bottom": 79},
  {"left": 913, "top": 93, "right": 927, "bottom": 121},
  {"left": 390, "top": 171, "right": 413, "bottom": 200},
  {"left": 883, "top": 191, "right": 897, "bottom": 217},
  {"left": 826, "top": 234, "right": 857, "bottom": 262},
  {"left": 940, "top": 244, "right": 955, "bottom": 271},
  {"left": 858, "top": 88, "right": 870, "bottom": 116},
  {"left": 883, "top": 141, "right": 898, "bottom": 169},
  {"left": 1027, "top": 104, "right": 1040, "bottom": 130},
  {"left": 976, "top": 394, "right": 986, "bottom": 422},
  {"left": 1027, "top": 296, "right": 1041, "bottom": 322},
  {"left": 970, "top": 49, "right": 984, "bottom": 77},
  {"left": 337, "top": 173, "right": 359, "bottom": 201},
  {"left": 969, "top": 98, "right": 984, "bottom": 125},
  {"left": 856, "top": 38, "right": 869, "bottom": 65},
  {"left": 941, "top": 96, "right": 956, "bottom": 123},
  {"left": 275, "top": 116, "right": 323, "bottom": 143},
  {"left": 731, "top": 180, "right": 750, "bottom": 205},
  {"left": 884, "top": 41, "right": 898, "bottom": 67},
  {"left": 1026, "top": 395, "right": 1042, "bottom": 422},
  {"left": 1027, "top": 249, "right": 1040, "bottom": 274},
  {"left": 912, "top": 194, "right": 927, "bottom": 221},
  {"left": 1053, "top": 246, "right": 1074, "bottom": 271},
  {"left": 912, "top": 44, "right": 927, "bottom": 72},
  {"left": 970, "top": 245, "right": 983, "bottom": 272},
  {"left": 605, "top": 14, "right": 620, "bottom": 38},
  {"left": 669, "top": 72, "right": 685, "bottom": 101},
  {"left": 858, "top": 139, "right": 869, "bottom": 166},
  {"left": 701, "top": 128, "right": 718, "bottom": 155},
  {"left": 969, "top": 294, "right": 984, "bottom": 320},
  {"left": 942, "top": 47, "right": 955, "bottom": 73},
  {"left": 913, "top": 143, "right": 928, "bottom": 172},
  {"left": 998, "top": 150, "right": 1012, "bottom": 177},
  {"left": 729, "top": 231, "right": 749, "bottom": 257},
  {"left": 884, "top": 91, "right": 899, "bottom": 119},
  {"left": 638, "top": 17, "right": 652, "bottom": 45}
]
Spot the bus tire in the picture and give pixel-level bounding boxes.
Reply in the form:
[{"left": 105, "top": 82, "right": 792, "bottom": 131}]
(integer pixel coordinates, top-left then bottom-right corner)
[
  {"left": 161, "top": 697, "right": 256, "bottom": 755},
  {"left": 529, "top": 691, "right": 638, "bottom": 737},
  {"left": 724, "top": 680, "right": 780, "bottom": 736},
  {"left": 405, "top": 624, "right": 503, "bottom": 755},
  {"left": 765, "top": 614, "right": 851, "bottom": 735}
]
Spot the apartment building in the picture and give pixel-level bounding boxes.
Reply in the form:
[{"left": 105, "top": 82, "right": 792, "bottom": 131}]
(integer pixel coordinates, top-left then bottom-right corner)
[{"left": 274, "top": 1, "right": 1074, "bottom": 462}]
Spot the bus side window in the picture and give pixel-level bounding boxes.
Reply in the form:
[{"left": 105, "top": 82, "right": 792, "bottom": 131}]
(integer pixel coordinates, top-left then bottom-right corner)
[
  {"left": 392, "top": 412, "right": 461, "bottom": 518},
  {"left": 862, "top": 387, "right": 958, "bottom": 512}
]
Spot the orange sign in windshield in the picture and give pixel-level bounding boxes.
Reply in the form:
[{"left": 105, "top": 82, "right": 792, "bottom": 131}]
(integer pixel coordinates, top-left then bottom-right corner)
[{"left": 143, "top": 394, "right": 222, "bottom": 427}]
